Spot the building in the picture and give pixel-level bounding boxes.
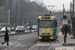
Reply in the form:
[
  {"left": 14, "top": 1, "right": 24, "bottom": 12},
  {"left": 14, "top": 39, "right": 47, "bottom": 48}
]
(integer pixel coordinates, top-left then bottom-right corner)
[{"left": 0, "top": 6, "right": 10, "bottom": 26}]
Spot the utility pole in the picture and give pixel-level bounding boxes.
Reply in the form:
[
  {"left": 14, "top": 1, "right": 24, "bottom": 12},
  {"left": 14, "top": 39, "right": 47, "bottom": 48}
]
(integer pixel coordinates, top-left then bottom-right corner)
[
  {"left": 30, "top": 21, "right": 32, "bottom": 33},
  {"left": 6, "top": 18, "right": 7, "bottom": 26},
  {"left": 63, "top": 4, "right": 65, "bottom": 15},
  {"left": 63, "top": 4, "right": 67, "bottom": 43},
  {"left": 63, "top": 4, "right": 64, "bottom": 15},
  {"left": 16, "top": 1, "right": 18, "bottom": 26},
  {"left": 73, "top": 0, "right": 74, "bottom": 17},
  {"left": 5, "top": 10, "right": 7, "bottom": 27},
  {"left": 70, "top": 2, "right": 71, "bottom": 17},
  {"left": 20, "top": 0, "right": 24, "bottom": 25},
  {"left": 1, "top": 18, "right": 3, "bottom": 27},
  {"left": 48, "top": 5, "right": 55, "bottom": 15}
]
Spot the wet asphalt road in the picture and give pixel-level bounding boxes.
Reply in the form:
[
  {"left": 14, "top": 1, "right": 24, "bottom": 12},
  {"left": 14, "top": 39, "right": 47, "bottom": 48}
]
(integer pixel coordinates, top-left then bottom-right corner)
[{"left": 0, "top": 26, "right": 61, "bottom": 50}]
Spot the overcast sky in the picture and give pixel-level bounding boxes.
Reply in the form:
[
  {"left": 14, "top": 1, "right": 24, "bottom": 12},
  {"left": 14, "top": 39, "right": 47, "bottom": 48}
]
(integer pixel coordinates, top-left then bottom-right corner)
[
  {"left": 43, "top": 0, "right": 72, "bottom": 11},
  {"left": 31, "top": 0, "right": 72, "bottom": 11}
]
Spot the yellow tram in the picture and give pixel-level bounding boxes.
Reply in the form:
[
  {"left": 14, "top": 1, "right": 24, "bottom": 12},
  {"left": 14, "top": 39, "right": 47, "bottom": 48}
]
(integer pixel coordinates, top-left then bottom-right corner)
[{"left": 37, "top": 16, "right": 57, "bottom": 40}]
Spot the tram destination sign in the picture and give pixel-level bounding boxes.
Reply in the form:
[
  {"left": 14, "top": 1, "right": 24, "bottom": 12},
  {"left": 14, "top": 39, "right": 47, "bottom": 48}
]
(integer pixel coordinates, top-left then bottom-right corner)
[{"left": 42, "top": 17, "right": 50, "bottom": 19}]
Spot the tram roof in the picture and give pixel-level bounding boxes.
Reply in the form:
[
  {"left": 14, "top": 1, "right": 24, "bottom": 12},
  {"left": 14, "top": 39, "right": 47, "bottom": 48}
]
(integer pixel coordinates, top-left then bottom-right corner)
[{"left": 38, "top": 16, "right": 56, "bottom": 20}]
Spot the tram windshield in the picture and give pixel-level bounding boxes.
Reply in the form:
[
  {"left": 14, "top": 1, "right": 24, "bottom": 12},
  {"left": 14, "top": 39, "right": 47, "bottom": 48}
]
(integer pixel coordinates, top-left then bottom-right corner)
[{"left": 40, "top": 20, "right": 53, "bottom": 28}]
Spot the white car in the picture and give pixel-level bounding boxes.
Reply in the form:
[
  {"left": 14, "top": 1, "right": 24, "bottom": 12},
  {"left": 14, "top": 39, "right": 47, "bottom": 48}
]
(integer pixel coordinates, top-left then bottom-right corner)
[
  {"left": 1, "top": 27, "right": 11, "bottom": 33},
  {"left": 15, "top": 26, "right": 25, "bottom": 32},
  {"left": 32, "top": 25, "right": 38, "bottom": 29}
]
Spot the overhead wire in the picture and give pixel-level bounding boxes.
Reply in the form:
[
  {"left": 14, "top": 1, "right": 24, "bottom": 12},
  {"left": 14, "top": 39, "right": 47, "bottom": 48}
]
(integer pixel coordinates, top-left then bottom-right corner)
[
  {"left": 46, "top": 0, "right": 70, "bottom": 11},
  {"left": 40, "top": 0, "right": 43, "bottom": 4},
  {"left": 47, "top": 0, "right": 51, "bottom": 5},
  {"left": 46, "top": 0, "right": 57, "bottom": 11}
]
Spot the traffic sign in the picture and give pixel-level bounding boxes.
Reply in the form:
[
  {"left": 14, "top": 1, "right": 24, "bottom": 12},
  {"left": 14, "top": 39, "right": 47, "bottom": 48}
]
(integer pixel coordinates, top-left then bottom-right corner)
[{"left": 63, "top": 19, "right": 68, "bottom": 24}]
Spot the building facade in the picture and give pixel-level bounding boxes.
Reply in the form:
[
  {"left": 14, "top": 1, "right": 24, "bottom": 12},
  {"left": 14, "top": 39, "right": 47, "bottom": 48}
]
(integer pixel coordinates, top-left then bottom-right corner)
[{"left": 0, "top": 6, "right": 10, "bottom": 26}]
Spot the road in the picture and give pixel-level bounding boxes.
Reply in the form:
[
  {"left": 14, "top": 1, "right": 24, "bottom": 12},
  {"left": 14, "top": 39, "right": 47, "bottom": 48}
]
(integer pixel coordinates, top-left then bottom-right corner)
[{"left": 0, "top": 26, "right": 61, "bottom": 50}]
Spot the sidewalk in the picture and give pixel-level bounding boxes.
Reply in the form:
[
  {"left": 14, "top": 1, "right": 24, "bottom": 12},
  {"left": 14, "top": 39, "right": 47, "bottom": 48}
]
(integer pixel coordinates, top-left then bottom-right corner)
[
  {"left": 58, "top": 32, "right": 75, "bottom": 43},
  {"left": 55, "top": 32, "right": 75, "bottom": 50}
]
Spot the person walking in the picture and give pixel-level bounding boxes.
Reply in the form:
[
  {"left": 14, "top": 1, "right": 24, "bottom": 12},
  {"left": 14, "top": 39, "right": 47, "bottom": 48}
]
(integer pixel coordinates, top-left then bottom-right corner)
[
  {"left": 62, "top": 26, "right": 64, "bottom": 34},
  {"left": 1, "top": 27, "right": 9, "bottom": 46},
  {"left": 60, "top": 25, "right": 62, "bottom": 32},
  {"left": 64, "top": 25, "right": 68, "bottom": 37},
  {"left": 25, "top": 24, "right": 26, "bottom": 28}
]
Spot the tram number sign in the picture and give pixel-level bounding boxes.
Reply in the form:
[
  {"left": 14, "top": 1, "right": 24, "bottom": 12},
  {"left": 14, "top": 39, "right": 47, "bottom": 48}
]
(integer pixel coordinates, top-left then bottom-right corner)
[{"left": 63, "top": 19, "right": 68, "bottom": 24}]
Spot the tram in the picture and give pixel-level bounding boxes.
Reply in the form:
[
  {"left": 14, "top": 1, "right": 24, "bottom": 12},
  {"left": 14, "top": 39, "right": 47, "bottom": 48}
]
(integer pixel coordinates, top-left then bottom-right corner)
[{"left": 37, "top": 15, "right": 57, "bottom": 40}]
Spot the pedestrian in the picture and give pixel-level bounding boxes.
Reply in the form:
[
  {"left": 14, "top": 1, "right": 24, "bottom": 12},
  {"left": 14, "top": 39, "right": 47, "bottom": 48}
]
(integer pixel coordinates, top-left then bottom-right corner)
[
  {"left": 61, "top": 25, "right": 65, "bottom": 35},
  {"left": 64, "top": 25, "right": 68, "bottom": 37},
  {"left": 25, "top": 24, "right": 26, "bottom": 28},
  {"left": 1, "top": 27, "right": 9, "bottom": 46},
  {"left": 62, "top": 26, "right": 64, "bottom": 34},
  {"left": 60, "top": 25, "right": 62, "bottom": 32}
]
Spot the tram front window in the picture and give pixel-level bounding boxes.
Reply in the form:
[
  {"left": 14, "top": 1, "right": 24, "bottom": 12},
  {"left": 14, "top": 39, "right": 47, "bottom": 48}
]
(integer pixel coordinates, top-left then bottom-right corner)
[{"left": 40, "top": 20, "right": 53, "bottom": 28}]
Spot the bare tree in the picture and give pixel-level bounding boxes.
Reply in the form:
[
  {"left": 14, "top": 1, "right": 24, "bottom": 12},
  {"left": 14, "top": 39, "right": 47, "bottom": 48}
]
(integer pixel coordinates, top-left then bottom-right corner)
[{"left": 2, "top": 0, "right": 48, "bottom": 26}]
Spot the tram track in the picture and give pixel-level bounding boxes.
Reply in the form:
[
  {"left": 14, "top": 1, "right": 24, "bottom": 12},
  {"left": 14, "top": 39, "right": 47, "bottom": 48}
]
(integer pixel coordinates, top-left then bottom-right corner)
[
  {"left": 29, "top": 38, "right": 60, "bottom": 50},
  {"left": 48, "top": 37, "right": 61, "bottom": 50}
]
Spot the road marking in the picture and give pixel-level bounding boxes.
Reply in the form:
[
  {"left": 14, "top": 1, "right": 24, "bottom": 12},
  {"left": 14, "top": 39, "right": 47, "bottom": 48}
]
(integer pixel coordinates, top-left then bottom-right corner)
[
  {"left": 47, "top": 41, "right": 53, "bottom": 50},
  {"left": 58, "top": 32, "right": 62, "bottom": 35},
  {"left": 36, "top": 41, "right": 51, "bottom": 46},
  {"left": 35, "top": 43, "right": 50, "bottom": 46},
  {"left": 28, "top": 43, "right": 37, "bottom": 50},
  {"left": 51, "top": 43, "right": 61, "bottom": 46},
  {"left": 55, "top": 47, "right": 75, "bottom": 50},
  {"left": 28, "top": 41, "right": 41, "bottom": 50},
  {"left": 29, "top": 40, "right": 53, "bottom": 50}
]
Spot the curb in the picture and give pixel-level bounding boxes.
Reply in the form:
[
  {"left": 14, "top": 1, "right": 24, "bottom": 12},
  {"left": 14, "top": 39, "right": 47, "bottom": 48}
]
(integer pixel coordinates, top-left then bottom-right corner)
[
  {"left": 62, "top": 43, "right": 75, "bottom": 46},
  {"left": 0, "top": 32, "right": 30, "bottom": 36},
  {"left": 0, "top": 33, "right": 17, "bottom": 36}
]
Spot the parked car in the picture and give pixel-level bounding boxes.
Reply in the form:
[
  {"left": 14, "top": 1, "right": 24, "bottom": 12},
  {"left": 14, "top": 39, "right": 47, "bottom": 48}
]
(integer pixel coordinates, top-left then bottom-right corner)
[
  {"left": 27, "top": 26, "right": 30, "bottom": 29},
  {"left": 26, "top": 26, "right": 33, "bottom": 30},
  {"left": 0, "top": 27, "right": 11, "bottom": 33},
  {"left": 11, "top": 27, "right": 16, "bottom": 31},
  {"left": 32, "top": 25, "right": 38, "bottom": 30},
  {"left": 15, "top": 26, "right": 25, "bottom": 33},
  {"left": 0, "top": 27, "right": 2, "bottom": 30}
]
